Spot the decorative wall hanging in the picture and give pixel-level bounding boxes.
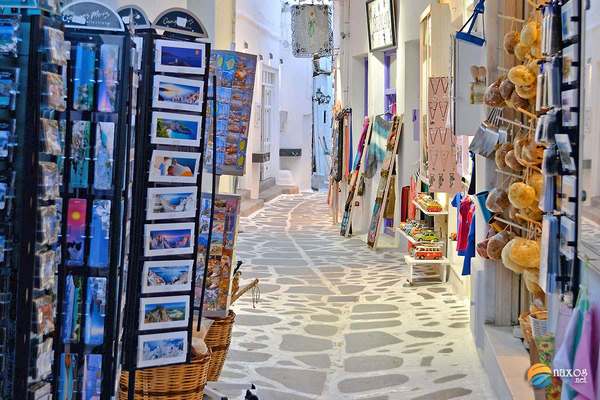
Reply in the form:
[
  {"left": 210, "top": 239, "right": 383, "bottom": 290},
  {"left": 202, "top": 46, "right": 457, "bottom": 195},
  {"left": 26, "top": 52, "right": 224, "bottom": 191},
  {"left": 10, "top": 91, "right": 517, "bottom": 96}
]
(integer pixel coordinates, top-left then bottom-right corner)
[
  {"left": 291, "top": 4, "right": 333, "bottom": 58},
  {"left": 427, "top": 77, "right": 462, "bottom": 193},
  {"left": 366, "top": 0, "right": 396, "bottom": 52}
]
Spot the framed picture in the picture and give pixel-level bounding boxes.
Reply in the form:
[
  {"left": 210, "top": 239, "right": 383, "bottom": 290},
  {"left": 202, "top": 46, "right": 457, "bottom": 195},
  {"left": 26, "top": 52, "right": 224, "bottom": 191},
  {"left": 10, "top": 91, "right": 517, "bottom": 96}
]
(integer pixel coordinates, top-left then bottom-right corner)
[
  {"left": 151, "top": 112, "right": 202, "bottom": 147},
  {"left": 139, "top": 295, "right": 190, "bottom": 330},
  {"left": 152, "top": 75, "right": 204, "bottom": 113},
  {"left": 144, "top": 222, "right": 195, "bottom": 257},
  {"left": 146, "top": 186, "right": 197, "bottom": 220},
  {"left": 142, "top": 260, "right": 194, "bottom": 294},
  {"left": 155, "top": 39, "right": 206, "bottom": 75},
  {"left": 137, "top": 331, "right": 188, "bottom": 368},
  {"left": 366, "top": 0, "right": 396, "bottom": 52},
  {"left": 148, "top": 150, "right": 200, "bottom": 184}
]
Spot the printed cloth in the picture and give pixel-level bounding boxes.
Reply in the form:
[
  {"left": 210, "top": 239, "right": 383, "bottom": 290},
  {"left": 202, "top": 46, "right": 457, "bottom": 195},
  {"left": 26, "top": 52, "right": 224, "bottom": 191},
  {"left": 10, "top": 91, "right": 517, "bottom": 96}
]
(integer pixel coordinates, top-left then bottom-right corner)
[{"left": 291, "top": 4, "right": 333, "bottom": 58}]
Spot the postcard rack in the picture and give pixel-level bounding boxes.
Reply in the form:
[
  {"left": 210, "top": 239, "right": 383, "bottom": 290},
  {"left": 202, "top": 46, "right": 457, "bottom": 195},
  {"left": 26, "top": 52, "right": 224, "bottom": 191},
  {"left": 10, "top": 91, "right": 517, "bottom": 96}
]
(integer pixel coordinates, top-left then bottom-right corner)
[
  {"left": 120, "top": 8, "right": 213, "bottom": 399},
  {"left": 50, "top": 2, "right": 137, "bottom": 399},
  {"left": 0, "top": 2, "right": 65, "bottom": 398}
]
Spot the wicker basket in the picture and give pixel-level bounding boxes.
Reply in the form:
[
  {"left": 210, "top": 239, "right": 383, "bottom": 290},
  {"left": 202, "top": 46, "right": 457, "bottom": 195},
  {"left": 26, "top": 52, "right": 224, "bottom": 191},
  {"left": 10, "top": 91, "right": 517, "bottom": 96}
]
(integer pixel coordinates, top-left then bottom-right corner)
[
  {"left": 199, "top": 310, "right": 236, "bottom": 381},
  {"left": 118, "top": 351, "right": 211, "bottom": 400}
]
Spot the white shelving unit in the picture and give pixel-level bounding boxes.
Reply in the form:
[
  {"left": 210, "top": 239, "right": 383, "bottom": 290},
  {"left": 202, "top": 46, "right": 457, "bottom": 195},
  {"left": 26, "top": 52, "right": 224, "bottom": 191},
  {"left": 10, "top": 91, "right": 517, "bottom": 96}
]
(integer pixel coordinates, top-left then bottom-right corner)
[
  {"left": 412, "top": 200, "right": 449, "bottom": 216},
  {"left": 404, "top": 255, "right": 450, "bottom": 285}
]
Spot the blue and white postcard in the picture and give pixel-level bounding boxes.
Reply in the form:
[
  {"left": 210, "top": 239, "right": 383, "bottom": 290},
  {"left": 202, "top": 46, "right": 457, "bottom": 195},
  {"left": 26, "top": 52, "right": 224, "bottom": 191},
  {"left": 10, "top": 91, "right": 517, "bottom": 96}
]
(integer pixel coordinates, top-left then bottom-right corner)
[
  {"left": 57, "top": 353, "right": 77, "bottom": 400},
  {"left": 148, "top": 150, "right": 200, "bottom": 184},
  {"left": 142, "top": 260, "right": 194, "bottom": 294},
  {"left": 151, "top": 111, "right": 202, "bottom": 147},
  {"left": 144, "top": 222, "right": 195, "bottom": 257},
  {"left": 73, "top": 43, "right": 96, "bottom": 111},
  {"left": 153, "top": 75, "right": 204, "bottom": 113},
  {"left": 155, "top": 39, "right": 206, "bottom": 75},
  {"left": 146, "top": 186, "right": 197, "bottom": 220},
  {"left": 62, "top": 275, "right": 82, "bottom": 344},
  {"left": 93, "top": 122, "right": 115, "bottom": 191},
  {"left": 139, "top": 295, "right": 190, "bottom": 330},
  {"left": 97, "top": 44, "right": 120, "bottom": 113},
  {"left": 82, "top": 354, "right": 102, "bottom": 400},
  {"left": 88, "top": 200, "right": 111, "bottom": 268},
  {"left": 69, "top": 121, "right": 91, "bottom": 190},
  {"left": 137, "top": 331, "right": 187, "bottom": 368},
  {"left": 84, "top": 277, "right": 106, "bottom": 346}
]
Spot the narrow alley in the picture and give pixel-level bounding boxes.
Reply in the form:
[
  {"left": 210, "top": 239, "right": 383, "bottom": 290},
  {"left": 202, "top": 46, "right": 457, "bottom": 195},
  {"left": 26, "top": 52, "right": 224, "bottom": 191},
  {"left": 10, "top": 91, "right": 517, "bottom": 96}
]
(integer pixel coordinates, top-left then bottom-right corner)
[{"left": 215, "top": 193, "right": 496, "bottom": 400}]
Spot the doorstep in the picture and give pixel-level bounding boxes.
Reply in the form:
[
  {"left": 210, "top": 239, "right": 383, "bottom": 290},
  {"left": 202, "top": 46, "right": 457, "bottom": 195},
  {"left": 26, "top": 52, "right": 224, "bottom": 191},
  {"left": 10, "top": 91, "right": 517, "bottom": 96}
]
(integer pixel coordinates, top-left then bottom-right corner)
[{"left": 478, "top": 325, "right": 539, "bottom": 400}]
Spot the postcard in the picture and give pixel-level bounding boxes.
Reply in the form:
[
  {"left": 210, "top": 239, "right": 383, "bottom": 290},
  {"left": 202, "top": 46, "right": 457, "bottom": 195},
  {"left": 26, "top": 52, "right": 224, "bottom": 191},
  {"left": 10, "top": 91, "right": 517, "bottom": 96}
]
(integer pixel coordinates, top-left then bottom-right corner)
[
  {"left": 151, "top": 111, "right": 202, "bottom": 147},
  {"left": 66, "top": 199, "right": 87, "bottom": 266},
  {"left": 70, "top": 120, "right": 91, "bottom": 191},
  {"left": 0, "top": 68, "right": 17, "bottom": 110},
  {"left": 0, "top": 18, "right": 18, "bottom": 57},
  {"left": 146, "top": 186, "right": 197, "bottom": 220},
  {"left": 84, "top": 277, "right": 106, "bottom": 346},
  {"left": 142, "top": 260, "right": 194, "bottom": 294},
  {"left": 139, "top": 295, "right": 190, "bottom": 330},
  {"left": 137, "top": 331, "right": 188, "bottom": 368},
  {"left": 155, "top": 39, "right": 206, "bottom": 75},
  {"left": 144, "top": 222, "right": 195, "bottom": 257},
  {"left": 61, "top": 275, "right": 83, "bottom": 344},
  {"left": 82, "top": 354, "right": 102, "bottom": 400},
  {"left": 148, "top": 150, "right": 200, "bottom": 184},
  {"left": 58, "top": 353, "right": 77, "bottom": 400},
  {"left": 93, "top": 122, "right": 115, "bottom": 190},
  {"left": 153, "top": 75, "right": 204, "bottom": 113},
  {"left": 88, "top": 200, "right": 111, "bottom": 268},
  {"left": 97, "top": 44, "right": 120, "bottom": 113},
  {"left": 73, "top": 43, "right": 96, "bottom": 111}
]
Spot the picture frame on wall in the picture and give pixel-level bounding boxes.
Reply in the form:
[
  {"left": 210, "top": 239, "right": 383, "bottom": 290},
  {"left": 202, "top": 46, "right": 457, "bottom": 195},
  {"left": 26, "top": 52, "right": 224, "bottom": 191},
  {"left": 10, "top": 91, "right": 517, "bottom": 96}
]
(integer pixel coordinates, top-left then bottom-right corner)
[
  {"left": 152, "top": 75, "right": 204, "bottom": 113},
  {"left": 146, "top": 186, "right": 198, "bottom": 220},
  {"left": 366, "top": 0, "right": 396, "bottom": 52},
  {"left": 141, "top": 259, "right": 194, "bottom": 294},
  {"left": 139, "top": 295, "right": 190, "bottom": 330},
  {"left": 155, "top": 39, "right": 206, "bottom": 75},
  {"left": 150, "top": 111, "right": 202, "bottom": 147},
  {"left": 144, "top": 222, "right": 195, "bottom": 257},
  {"left": 148, "top": 149, "right": 200, "bottom": 184},
  {"left": 137, "top": 331, "right": 188, "bottom": 368}
]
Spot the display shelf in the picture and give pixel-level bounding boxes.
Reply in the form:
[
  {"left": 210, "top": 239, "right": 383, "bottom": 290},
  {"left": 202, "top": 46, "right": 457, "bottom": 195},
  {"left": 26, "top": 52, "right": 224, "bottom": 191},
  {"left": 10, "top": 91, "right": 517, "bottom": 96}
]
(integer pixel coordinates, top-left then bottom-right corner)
[
  {"left": 412, "top": 200, "right": 448, "bottom": 216},
  {"left": 396, "top": 228, "right": 444, "bottom": 245},
  {"left": 404, "top": 255, "right": 450, "bottom": 265}
]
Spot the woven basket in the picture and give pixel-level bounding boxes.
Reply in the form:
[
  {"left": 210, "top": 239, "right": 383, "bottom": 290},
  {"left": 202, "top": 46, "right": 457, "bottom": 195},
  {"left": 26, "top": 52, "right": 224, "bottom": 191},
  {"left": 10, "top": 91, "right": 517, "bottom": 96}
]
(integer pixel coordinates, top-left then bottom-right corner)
[
  {"left": 200, "top": 310, "right": 236, "bottom": 381},
  {"left": 118, "top": 351, "right": 211, "bottom": 400}
]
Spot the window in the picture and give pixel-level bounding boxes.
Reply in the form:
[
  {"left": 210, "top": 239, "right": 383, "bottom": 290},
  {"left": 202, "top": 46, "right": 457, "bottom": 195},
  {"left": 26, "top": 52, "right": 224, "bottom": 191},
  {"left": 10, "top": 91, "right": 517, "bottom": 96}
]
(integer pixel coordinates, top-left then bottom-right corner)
[{"left": 260, "top": 66, "right": 277, "bottom": 181}]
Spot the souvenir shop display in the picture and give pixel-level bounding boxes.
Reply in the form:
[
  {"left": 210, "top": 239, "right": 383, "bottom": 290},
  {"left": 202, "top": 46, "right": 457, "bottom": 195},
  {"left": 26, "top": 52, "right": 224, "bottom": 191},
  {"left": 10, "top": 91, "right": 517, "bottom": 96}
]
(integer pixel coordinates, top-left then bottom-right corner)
[
  {"left": 0, "top": 2, "right": 66, "bottom": 398},
  {"left": 203, "top": 50, "right": 257, "bottom": 176},
  {"left": 328, "top": 107, "right": 352, "bottom": 224},
  {"left": 52, "top": 2, "right": 138, "bottom": 399},
  {"left": 121, "top": 9, "right": 212, "bottom": 389},
  {"left": 367, "top": 115, "right": 402, "bottom": 248}
]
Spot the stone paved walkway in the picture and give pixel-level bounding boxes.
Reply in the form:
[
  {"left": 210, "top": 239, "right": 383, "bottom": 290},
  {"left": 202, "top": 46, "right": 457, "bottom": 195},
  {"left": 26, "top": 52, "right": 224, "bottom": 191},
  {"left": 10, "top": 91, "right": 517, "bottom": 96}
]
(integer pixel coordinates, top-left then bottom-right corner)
[{"left": 216, "top": 193, "right": 496, "bottom": 400}]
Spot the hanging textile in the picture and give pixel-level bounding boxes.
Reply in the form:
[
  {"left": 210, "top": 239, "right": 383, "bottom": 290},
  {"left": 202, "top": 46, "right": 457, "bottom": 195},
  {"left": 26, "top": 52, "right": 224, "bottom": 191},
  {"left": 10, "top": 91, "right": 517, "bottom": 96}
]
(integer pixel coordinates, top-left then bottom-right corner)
[{"left": 291, "top": 4, "right": 333, "bottom": 58}]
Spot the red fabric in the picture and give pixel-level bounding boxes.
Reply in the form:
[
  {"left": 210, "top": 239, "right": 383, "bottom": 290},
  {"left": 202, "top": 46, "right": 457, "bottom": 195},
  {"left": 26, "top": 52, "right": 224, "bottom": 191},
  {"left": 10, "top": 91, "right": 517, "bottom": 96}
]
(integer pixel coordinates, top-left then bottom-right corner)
[
  {"left": 400, "top": 186, "right": 410, "bottom": 222},
  {"left": 457, "top": 196, "right": 475, "bottom": 253}
]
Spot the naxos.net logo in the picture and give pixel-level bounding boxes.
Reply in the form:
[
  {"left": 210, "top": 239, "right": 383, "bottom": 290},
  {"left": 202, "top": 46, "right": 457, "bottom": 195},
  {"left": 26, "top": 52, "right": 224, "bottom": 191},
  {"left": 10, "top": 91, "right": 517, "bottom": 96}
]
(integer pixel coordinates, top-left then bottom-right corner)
[{"left": 527, "top": 363, "right": 589, "bottom": 389}]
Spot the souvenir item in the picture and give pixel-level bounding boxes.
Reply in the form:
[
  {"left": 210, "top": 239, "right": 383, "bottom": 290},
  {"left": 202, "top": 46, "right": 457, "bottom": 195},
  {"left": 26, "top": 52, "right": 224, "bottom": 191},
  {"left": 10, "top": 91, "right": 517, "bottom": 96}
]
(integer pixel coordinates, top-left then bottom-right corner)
[
  {"left": 93, "top": 122, "right": 115, "bottom": 190},
  {"left": 32, "top": 295, "right": 54, "bottom": 336},
  {"left": 144, "top": 222, "right": 195, "bottom": 257},
  {"left": 62, "top": 275, "right": 82, "bottom": 344},
  {"left": 561, "top": 89, "right": 578, "bottom": 127},
  {"left": 41, "top": 118, "right": 61, "bottom": 156},
  {"left": 0, "top": 182, "right": 6, "bottom": 210},
  {"left": 139, "top": 295, "right": 190, "bottom": 331},
  {"left": 82, "top": 354, "right": 102, "bottom": 400},
  {"left": 0, "top": 121, "right": 11, "bottom": 157},
  {"left": 57, "top": 353, "right": 78, "bottom": 400},
  {"left": 151, "top": 112, "right": 202, "bottom": 147},
  {"left": 88, "top": 200, "right": 110, "bottom": 268},
  {"left": 84, "top": 277, "right": 106, "bottom": 346},
  {"left": 484, "top": 79, "right": 505, "bottom": 107},
  {"left": 73, "top": 43, "right": 96, "bottom": 111},
  {"left": 561, "top": 0, "right": 579, "bottom": 42},
  {"left": 42, "top": 71, "right": 66, "bottom": 111},
  {"left": 0, "top": 68, "right": 17, "bottom": 110},
  {"left": 142, "top": 260, "right": 194, "bottom": 294},
  {"left": 146, "top": 186, "right": 197, "bottom": 220},
  {"left": 153, "top": 75, "right": 204, "bottom": 113},
  {"left": 508, "top": 182, "right": 537, "bottom": 209},
  {"left": 148, "top": 150, "right": 200, "bottom": 184},
  {"left": 35, "top": 250, "right": 55, "bottom": 290},
  {"left": 137, "top": 331, "right": 188, "bottom": 368},
  {"left": 0, "top": 16, "right": 19, "bottom": 57},
  {"left": 155, "top": 39, "right": 206, "bottom": 75},
  {"left": 69, "top": 121, "right": 91, "bottom": 190},
  {"left": 562, "top": 44, "right": 578, "bottom": 84},
  {"left": 43, "top": 26, "right": 67, "bottom": 66},
  {"left": 487, "top": 231, "right": 514, "bottom": 260},
  {"left": 39, "top": 161, "right": 60, "bottom": 200},
  {"left": 503, "top": 31, "right": 520, "bottom": 54},
  {"left": 66, "top": 199, "right": 86, "bottom": 266},
  {"left": 38, "top": 205, "right": 59, "bottom": 246},
  {"left": 560, "top": 216, "right": 576, "bottom": 260},
  {"left": 292, "top": 4, "right": 333, "bottom": 56},
  {"left": 486, "top": 189, "right": 510, "bottom": 213},
  {"left": 97, "top": 44, "right": 119, "bottom": 113},
  {"left": 502, "top": 239, "right": 525, "bottom": 274},
  {"left": 511, "top": 238, "right": 541, "bottom": 269},
  {"left": 195, "top": 193, "right": 241, "bottom": 316}
]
